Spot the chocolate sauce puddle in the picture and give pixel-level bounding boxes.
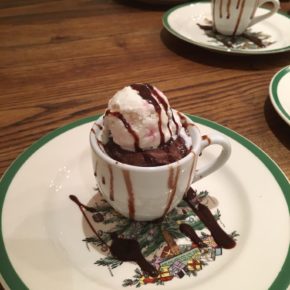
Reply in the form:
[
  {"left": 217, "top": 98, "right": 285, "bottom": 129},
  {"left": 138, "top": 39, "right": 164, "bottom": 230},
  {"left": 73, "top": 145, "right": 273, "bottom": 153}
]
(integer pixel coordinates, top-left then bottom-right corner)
[
  {"left": 183, "top": 188, "right": 236, "bottom": 249},
  {"left": 110, "top": 233, "right": 158, "bottom": 277},
  {"left": 70, "top": 195, "right": 157, "bottom": 276},
  {"left": 197, "top": 23, "right": 272, "bottom": 48}
]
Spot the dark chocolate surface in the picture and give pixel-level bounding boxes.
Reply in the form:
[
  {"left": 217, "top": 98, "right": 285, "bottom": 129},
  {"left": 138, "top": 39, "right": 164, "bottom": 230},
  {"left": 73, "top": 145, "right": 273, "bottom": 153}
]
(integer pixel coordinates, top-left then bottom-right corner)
[{"left": 104, "top": 135, "right": 190, "bottom": 166}]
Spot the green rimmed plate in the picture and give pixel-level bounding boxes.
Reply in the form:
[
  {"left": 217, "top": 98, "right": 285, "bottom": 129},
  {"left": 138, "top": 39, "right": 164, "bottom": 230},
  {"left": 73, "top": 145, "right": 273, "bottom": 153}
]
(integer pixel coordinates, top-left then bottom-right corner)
[
  {"left": 270, "top": 65, "right": 290, "bottom": 126},
  {"left": 162, "top": 1, "right": 290, "bottom": 55},
  {"left": 0, "top": 115, "right": 289, "bottom": 290}
]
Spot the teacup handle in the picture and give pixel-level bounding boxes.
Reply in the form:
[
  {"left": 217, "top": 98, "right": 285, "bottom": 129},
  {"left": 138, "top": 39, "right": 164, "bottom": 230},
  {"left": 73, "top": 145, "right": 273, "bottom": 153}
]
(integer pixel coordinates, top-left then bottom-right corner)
[
  {"left": 249, "top": 0, "right": 280, "bottom": 27},
  {"left": 192, "top": 133, "right": 231, "bottom": 182}
]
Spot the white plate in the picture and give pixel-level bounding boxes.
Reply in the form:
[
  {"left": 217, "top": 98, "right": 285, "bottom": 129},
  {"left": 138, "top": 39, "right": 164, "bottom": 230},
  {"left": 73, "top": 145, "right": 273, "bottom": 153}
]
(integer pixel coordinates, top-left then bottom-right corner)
[
  {"left": 270, "top": 65, "right": 290, "bottom": 126},
  {"left": 137, "top": 0, "right": 187, "bottom": 4},
  {"left": 0, "top": 115, "right": 289, "bottom": 290},
  {"left": 163, "top": 1, "right": 290, "bottom": 54}
]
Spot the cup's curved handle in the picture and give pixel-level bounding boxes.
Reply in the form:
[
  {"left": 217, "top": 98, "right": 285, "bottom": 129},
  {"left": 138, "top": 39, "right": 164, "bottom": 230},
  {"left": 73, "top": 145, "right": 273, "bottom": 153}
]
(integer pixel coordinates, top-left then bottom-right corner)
[
  {"left": 249, "top": 0, "right": 280, "bottom": 27},
  {"left": 192, "top": 133, "right": 231, "bottom": 183}
]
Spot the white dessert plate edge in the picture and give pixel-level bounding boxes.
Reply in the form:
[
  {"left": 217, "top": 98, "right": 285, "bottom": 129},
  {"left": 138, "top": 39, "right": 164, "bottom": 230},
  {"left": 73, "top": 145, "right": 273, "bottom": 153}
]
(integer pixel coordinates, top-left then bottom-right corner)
[{"left": 0, "top": 115, "right": 289, "bottom": 290}]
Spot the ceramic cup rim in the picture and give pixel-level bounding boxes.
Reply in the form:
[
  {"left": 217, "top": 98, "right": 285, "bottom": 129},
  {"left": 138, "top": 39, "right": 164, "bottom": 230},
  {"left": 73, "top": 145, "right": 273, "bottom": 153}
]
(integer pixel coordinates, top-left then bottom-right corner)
[{"left": 90, "top": 114, "right": 202, "bottom": 172}]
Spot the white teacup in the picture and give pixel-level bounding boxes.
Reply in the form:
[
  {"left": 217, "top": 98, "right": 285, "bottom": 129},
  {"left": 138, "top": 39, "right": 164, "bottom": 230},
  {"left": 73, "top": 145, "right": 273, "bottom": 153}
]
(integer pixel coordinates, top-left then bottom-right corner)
[
  {"left": 90, "top": 115, "right": 231, "bottom": 221},
  {"left": 212, "top": 0, "right": 280, "bottom": 36}
]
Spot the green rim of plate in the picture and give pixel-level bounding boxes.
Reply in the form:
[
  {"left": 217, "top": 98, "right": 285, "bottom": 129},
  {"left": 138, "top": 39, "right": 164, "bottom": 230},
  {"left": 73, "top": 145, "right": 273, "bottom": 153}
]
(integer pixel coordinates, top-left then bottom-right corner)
[
  {"left": 0, "top": 115, "right": 289, "bottom": 290},
  {"left": 270, "top": 65, "right": 290, "bottom": 125},
  {"left": 162, "top": 0, "right": 290, "bottom": 55}
]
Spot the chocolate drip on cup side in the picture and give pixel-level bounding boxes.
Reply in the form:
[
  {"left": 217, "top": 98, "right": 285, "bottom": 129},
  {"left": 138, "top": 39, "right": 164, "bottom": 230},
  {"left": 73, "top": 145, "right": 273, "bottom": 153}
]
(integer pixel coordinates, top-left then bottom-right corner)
[
  {"left": 123, "top": 170, "right": 135, "bottom": 220},
  {"left": 108, "top": 164, "right": 114, "bottom": 201},
  {"left": 185, "top": 152, "right": 195, "bottom": 192},
  {"left": 236, "top": 0, "right": 242, "bottom": 9},
  {"left": 233, "top": 0, "right": 246, "bottom": 36},
  {"left": 227, "top": 0, "right": 231, "bottom": 19},
  {"left": 250, "top": 0, "right": 259, "bottom": 19},
  {"left": 162, "top": 166, "right": 180, "bottom": 217},
  {"left": 219, "top": 0, "right": 223, "bottom": 18}
]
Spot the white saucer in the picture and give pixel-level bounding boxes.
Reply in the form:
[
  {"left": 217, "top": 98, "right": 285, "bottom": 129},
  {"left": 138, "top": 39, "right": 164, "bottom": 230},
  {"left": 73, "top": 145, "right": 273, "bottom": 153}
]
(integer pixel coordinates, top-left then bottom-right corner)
[
  {"left": 270, "top": 65, "right": 290, "bottom": 125},
  {"left": 163, "top": 1, "right": 290, "bottom": 54},
  {"left": 0, "top": 115, "right": 289, "bottom": 290}
]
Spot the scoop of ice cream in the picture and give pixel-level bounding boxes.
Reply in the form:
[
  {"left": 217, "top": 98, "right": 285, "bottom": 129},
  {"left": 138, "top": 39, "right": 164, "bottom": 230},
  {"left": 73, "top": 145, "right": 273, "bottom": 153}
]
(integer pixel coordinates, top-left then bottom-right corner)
[{"left": 103, "top": 83, "right": 188, "bottom": 152}]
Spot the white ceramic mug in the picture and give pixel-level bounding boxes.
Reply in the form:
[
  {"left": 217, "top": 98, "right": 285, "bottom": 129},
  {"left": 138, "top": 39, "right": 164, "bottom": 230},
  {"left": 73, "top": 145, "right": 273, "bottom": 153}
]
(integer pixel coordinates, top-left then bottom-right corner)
[
  {"left": 90, "top": 115, "right": 231, "bottom": 221},
  {"left": 212, "top": 0, "right": 280, "bottom": 36}
]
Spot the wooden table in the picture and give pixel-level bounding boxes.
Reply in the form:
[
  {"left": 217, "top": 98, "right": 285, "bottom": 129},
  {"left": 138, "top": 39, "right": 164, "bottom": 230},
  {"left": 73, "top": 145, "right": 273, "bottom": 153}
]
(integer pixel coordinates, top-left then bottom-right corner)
[
  {"left": 0, "top": 0, "right": 289, "bottom": 289},
  {"left": 1, "top": 0, "right": 289, "bottom": 179}
]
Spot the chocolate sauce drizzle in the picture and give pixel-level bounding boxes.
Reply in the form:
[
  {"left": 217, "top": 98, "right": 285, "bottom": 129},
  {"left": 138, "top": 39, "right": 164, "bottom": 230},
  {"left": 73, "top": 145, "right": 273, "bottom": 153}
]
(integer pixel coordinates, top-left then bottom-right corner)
[
  {"left": 131, "top": 83, "right": 165, "bottom": 145},
  {"left": 70, "top": 195, "right": 157, "bottom": 277},
  {"left": 202, "top": 135, "right": 212, "bottom": 145},
  {"left": 177, "top": 111, "right": 187, "bottom": 127},
  {"left": 183, "top": 188, "right": 236, "bottom": 249},
  {"left": 147, "top": 84, "right": 173, "bottom": 137},
  {"left": 179, "top": 223, "right": 207, "bottom": 248},
  {"left": 96, "top": 124, "right": 103, "bottom": 130},
  {"left": 69, "top": 195, "right": 108, "bottom": 246},
  {"left": 171, "top": 109, "right": 179, "bottom": 134},
  {"left": 106, "top": 110, "right": 140, "bottom": 151}
]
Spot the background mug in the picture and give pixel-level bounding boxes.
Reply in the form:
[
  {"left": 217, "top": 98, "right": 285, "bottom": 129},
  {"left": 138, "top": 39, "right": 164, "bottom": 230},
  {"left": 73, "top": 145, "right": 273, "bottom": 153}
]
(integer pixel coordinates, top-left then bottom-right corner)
[
  {"left": 212, "top": 0, "right": 280, "bottom": 36},
  {"left": 90, "top": 115, "right": 231, "bottom": 221}
]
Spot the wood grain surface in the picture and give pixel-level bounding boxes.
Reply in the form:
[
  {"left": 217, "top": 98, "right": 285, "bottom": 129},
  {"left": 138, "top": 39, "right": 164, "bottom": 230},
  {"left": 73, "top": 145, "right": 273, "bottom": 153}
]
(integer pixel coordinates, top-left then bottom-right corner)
[{"left": 0, "top": 0, "right": 289, "bottom": 288}]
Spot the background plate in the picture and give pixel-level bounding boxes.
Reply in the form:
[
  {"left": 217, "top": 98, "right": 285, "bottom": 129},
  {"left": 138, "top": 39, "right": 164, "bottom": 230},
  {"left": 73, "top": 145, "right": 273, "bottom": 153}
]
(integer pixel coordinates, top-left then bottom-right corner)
[
  {"left": 163, "top": 1, "right": 290, "bottom": 54},
  {"left": 270, "top": 65, "right": 290, "bottom": 126}
]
